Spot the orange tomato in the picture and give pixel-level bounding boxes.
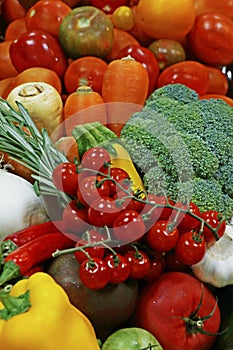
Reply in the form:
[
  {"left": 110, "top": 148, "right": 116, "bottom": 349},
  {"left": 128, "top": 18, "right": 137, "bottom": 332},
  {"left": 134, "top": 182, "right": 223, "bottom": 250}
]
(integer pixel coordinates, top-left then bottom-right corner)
[
  {"left": 105, "top": 27, "right": 140, "bottom": 62},
  {"left": 102, "top": 55, "right": 149, "bottom": 135},
  {"left": 128, "top": 5, "right": 153, "bottom": 46},
  {"left": 2, "top": 67, "right": 62, "bottom": 98},
  {"left": 194, "top": 0, "right": 233, "bottom": 20},
  {"left": 205, "top": 65, "right": 229, "bottom": 96},
  {"left": 199, "top": 94, "right": 233, "bottom": 108},
  {"left": 0, "top": 77, "right": 15, "bottom": 97},
  {"left": 1, "top": 0, "right": 26, "bottom": 24},
  {"left": 137, "top": 0, "right": 196, "bottom": 40},
  {"left": 0, "top": 41, "right": 18, "bottom": 80},
  {"left": 4, "top": 17, "right": 27, "bottom": 40},
  {"left": 63, "top": 86, "right": 107, "bottom": 136}
]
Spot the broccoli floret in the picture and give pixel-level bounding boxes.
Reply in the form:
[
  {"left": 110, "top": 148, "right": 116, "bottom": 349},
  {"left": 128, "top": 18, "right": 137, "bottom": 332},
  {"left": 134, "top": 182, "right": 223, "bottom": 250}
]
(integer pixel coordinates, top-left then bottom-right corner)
[
  {"left": 146, "top": 83, "right": 199, "bottom": 104},
  {"left": 215, "top": 159, "right": 233, "bottom": 198}
]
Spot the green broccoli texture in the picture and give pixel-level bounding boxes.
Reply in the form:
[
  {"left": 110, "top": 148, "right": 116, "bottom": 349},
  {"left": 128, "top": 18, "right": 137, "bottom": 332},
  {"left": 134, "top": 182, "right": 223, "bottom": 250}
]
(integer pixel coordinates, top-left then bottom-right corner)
[{"left": 120, "top": 84, "right": 233, "bottom": 221}]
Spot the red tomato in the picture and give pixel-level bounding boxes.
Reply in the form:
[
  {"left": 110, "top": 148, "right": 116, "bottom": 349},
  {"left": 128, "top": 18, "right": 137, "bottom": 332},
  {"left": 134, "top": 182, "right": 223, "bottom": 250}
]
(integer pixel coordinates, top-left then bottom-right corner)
[
  {"left": 0, "top": 41, "right": 18, "bottom": 80},
  {"left": 81, "top": 146, "right": 111, "bottom": 173},
  {"left": 143, "top": 252, "right": 166, "bottom": 282},
  {"left": 157, "top": 60, "right": 210, "bottom": 96},
  {"left": 25, "top": 0, "right": 71, "bottom": 38},
  {"left": 105, "top": 253, "right": 131, "bottom": 283},
  {"left": 87, "top": 196, "right": 119, "bottom": 227},
  {"left": 205, "top": 65, "right": 229, "bottom": 96},
  {"left": 170, "top": 201, "right": 201, "bottom": 233},
  {"left": 146, "top": 220, "right": 179, "bottom": 253},
  {"left": 133, "top": 271, "right": 221, "bottom": 350},
  {"left": 63, "top": 199, "right": 90, "bottom": 235},
  {"left": 113, "top": 190, "right": 145, "bottom": 213},
  {"left": 165, "top": 250, "right": 189, "bottom": 272},
  {"left": 113, "top": 209, "right": 146, "bottom": 243},
  {"left": 1, "top": 0, "right": 26, "bottom": 24},
  {"left": 175, "top": 231, "right": 206, "bottom": 265},
  {"left": 125, "top": 249, "right": 150, "bottom": 279},
  {"left": 4, "top": 17, "right": 27, "bottom": 41},
  {"left": 89, "top": 0, "right": 129, "bottom": 14},
  {"left": 104, "top": 167, "right": 131, "bottom": 197},
  {"left": 77, "top": 175, "right": 110, "bottom": 207},
  {"left": 116, "top": 44, "right": 160, "bottom": 95},
  {"left": 194, "top": 0, "right": 233, "bottom": 20},
  {"left": 79, "top": 257, "right": 111, "bottom": 290},
  {"left": 64, "top": 56, "right": 108, "bottom": 95},
  {"left": 201, "top": 210, "right": 226, "bottom": 246},
  {"left": 188, "top": 13, "right": 233, "bottom": 66},
  {"left": 52, "top": 162, "right": 78, "bottom": 197},
  {"left": 74, "top": 229, "right": 106, "bottom": 263},
  {"left": 9, "top": 30, "right": 68, "bottom": 78}
]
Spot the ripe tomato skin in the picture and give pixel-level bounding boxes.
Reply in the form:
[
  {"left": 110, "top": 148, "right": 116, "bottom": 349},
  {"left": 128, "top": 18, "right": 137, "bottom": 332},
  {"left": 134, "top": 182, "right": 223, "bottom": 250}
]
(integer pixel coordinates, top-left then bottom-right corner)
[
  {"left": 63, "top": 199, "right": 90, "bottom": 235},
  {"left": 143, "top": 252, "right": 166, "bottom": 282},
  {"left": 133, "top": 271, "right": 221, "bottom": 350},
  {"left": 9, "top": 30, "right": 68, "bottom": 78},
  {"left": 170, "top": 201, "right": 201, "bottom": 233},
  {"left": 1, "top": 0, "right": 26, "bottom": 24},
  {"left": 125, "top": 249, "right": 150, "bottom": 279},
  {"left": 201, "top": 210, "right": 226, "bottom": 246},
  {"left": 175, "top": 231, "right": 206, "bottom": 265},
  {"left": 194, "top": 0, "right": 233, "bottom": 21},
  {"left": 205, "top": 65, "right": 229, "bottom": 96},
  {"left": 89, "top": 0, "right": 129, "bottom": 14},
  {"left": 52, "top": 162, "right": 78, "bottom": 197},
  {"left": 105, "top": 253, "right": 131, "bottom": 283},
  {"left": 157, "top": 61, "right": 210, "bottom": 96},
  {"left": 146, "top": 220, "right": 179, "bottom": 253},
  {"left": 77, "top": 175, "right": 110, "bottom": 207},
  {"left": 25, "top": 0, "right": 71, "bottom": 38},
  {"left": 116, "top": 44, "right": 160, "bottom": 95},
  {"left": 187, "top": 13, "right": 233, "bottom": 66},
  {"left": 81, "top": 146, "right": 111, "bottom": 173},
  {"left": 64, "top": 56, "right": 108, "bottom": 95},
  {"left": 0, "top": 41, "right": 18, "bottom": 80},
  {"left": 74, "top": 230, "right": 106, "bottom": 263},
  {"left": 79, "top": 257, "right": 111, "bottom": 290},
  {"left": 113, "top": 209, "right": 146, "bottom": 243},
  {"left": 87, "top": 196, "right": 119, "bottom": 227}
]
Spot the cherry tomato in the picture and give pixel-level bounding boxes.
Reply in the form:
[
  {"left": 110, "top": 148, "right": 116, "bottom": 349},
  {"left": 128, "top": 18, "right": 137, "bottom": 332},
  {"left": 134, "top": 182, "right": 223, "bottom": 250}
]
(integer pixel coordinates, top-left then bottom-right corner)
[
  {"left": 148, "top": 38, "right": 186, "bottom": 70},
  {"left": 25, "top": 0, "right": 71, "bottom": 38},
  {"left": 125, "top": 249, "right": 150, "bottom": 279},
  {"left": 77, "top": 175, "right": 110, "bottom": 207},
  {"left": 157, "top": 61, "right": 210, "bottom": 96},
  {"left": 165, "top": 250, "right": 189, "bottom": 272},
  {"left": 188, "top": 13, "right": 233, "bottom": 66},
  {"left": 170, "top": 201, "right": 201, "bottom": 233},
  {"left": 79, "top": 257, "right": 111, "bottom": 290},
  {"left": 146, "top": 220, "right": 179, "bottom": 253},
  {"left": 64, "top": 56, "right": 108, "bottom": 95},
  {"left": 205, "top": 65, "right": 229, "bottom": 96},
  {"left": 87, "top": 196, "right": 119, "bottom": 227},
  {"left": 9, "top": 30, "right": 68, "bottom": 78},
  {"left": 52, "top": 162, "right": 78, "bottom": 197},
  {"left": 105, "top": 253, "right": 131, "bottom": 283},
  {"left": 201, "top": 210, "right": 226, "bottom": 246},
  {"left": 112, "top": 6, "right": 135, "bottom": 31},
  {"left": 175, "top": 231, "right": 206, "bottom": 265},
  {"left": 117, "top": 44, "right": 160, "bottom": 95},
  {"left": 143, "top": 252, "right": 166, "bottom": 282},
  {"left": 89, "top": 0, "right": 130, "bottom": 14},
  {"left": 105, "top": 167, "right": 131, "bottom": 196},
  {"left": 63, "top": 199, "right": 90, "bottom": 235},
  {"left": 74, "top": 229, "right": 106, "bottom": 263},
  {"left": 113, "top": 190, "right": 145, "bottom": 213},
  {"left": 81, "top": 146, "right": 111, "bottom": 173},
  {"left": 113, "top": 209, "right": 146, "bottom": 244}
]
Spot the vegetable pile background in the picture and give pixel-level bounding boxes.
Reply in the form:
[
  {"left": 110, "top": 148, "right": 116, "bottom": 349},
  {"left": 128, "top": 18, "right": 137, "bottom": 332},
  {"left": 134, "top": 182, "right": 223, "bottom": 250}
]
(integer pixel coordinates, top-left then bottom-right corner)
[{"left": 0, "top": 0, "right": 233, "bottom": 349}]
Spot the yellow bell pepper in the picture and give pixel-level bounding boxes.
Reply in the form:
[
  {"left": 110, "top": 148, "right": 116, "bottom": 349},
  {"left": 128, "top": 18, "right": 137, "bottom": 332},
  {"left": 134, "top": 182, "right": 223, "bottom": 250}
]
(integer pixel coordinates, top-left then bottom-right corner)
[{"left": 0, "top": 272, "right": 101, "bottom": 350}]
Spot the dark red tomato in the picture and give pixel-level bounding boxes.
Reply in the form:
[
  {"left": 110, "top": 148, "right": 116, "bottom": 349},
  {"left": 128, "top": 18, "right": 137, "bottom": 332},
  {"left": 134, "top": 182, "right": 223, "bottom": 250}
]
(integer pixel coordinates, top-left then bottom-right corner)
[
  {"left": 157, "top": 60, "right": 210, "bottom": 96},
  {"left": 25, "top": 0, "right": 71, "bottom": 39},
  {"left": 146, "top": 220, "right": 179, "bottom": 253},
  {"left": 79, "top": 257, "right": 111, "bottom": 290},
  {"left": 133, "top": 271, "right": 221, "bottom": 350},
  {"left": 170, "top": 201, "right": 201, "bottom": 233},
  {"left": 188, "top": 13, "right": 233, "bottom": 66},
  {"left": 165, "top": 250, "right": 189, "bottom": 272},
  {"left": 1, "top": 0, "right": 26, "bottom": 24},
  {"left": 105, "top": 253, "right": 131, "bottom": 283},
  {"left": 113, "top": 209, "right": 146, "bottom": 244},
  {"left": 81, "top": 146, "right": 111, "bottom": 173},
  {"left": 175, "top": 231, "right": 206, "bottom": 266},
  {"left": 125, "top": 249, "right": 150, "bottom": 279},
  {"left": 63, "top": 199, "right": 90, "bottom": 235},
  {"left": 105, "top": 167, "right": 131, "bottom": 196},
  {"left": 201, "top": 210, "right": 226, "bottom": 246},
  {"left": 117, "top": 44, "right": 160, "bottom": 96},
  {"left": 87, "top": 196, "right": 119, "bottom": 227},
  {"left": 77, "top": 175, "right": 110, "bottom": 207},
  {"left": 143, "top": 252, "right": 166, "bottom": 282},
  {"left": 52, "top": 162, "right": 78, "bottom": 197},
  {"left": 113, "top": 190, "right": 145, "bottom": 213},
  {"left": 64, "top": 56, "right": 108, "bottom": 95},
  {"left": 74, "top": 229, "right": 106, "bottom": 263},
  {"left": 9, "top": 30, "right": 68, "bottom": 78},
  {"left": 89, "top": 0, "right": 129, "bottom": 14}
]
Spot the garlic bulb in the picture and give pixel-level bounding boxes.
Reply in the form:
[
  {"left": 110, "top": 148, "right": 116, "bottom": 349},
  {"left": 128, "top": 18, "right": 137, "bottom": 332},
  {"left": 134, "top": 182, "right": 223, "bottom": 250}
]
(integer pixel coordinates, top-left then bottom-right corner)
[
  {"left": 192, "top": 224, "right": 233, "bottom": 288},
  {"left": 0, "top": 170, "right": 48, "bottom": 239}
]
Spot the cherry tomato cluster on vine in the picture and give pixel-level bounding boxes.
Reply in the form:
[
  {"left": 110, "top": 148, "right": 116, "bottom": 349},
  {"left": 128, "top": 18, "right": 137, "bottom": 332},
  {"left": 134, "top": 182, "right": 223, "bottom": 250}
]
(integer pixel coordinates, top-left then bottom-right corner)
[{"left": 51, "top": 146, "right": 227, "bottom": 289}]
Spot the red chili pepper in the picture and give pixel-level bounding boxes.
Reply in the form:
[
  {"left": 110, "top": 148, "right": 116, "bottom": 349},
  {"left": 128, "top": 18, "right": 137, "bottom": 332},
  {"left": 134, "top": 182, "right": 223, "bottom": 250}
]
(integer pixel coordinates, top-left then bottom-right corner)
[
  {"left": 0, "top": 232, "right": 75, "bottom": 285},
  {"left": 3, "top": 220, "right": 65, "bottom": 247},
  {"left": 23, "top": 264, "right": 44, "bottom": 278}
]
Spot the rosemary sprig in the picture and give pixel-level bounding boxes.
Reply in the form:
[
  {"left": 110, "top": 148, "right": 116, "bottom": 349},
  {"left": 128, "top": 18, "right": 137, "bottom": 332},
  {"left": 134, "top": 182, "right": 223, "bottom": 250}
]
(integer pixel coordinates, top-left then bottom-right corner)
[{"left": 0, "top": 97, "right": 71, "bottom": 207}]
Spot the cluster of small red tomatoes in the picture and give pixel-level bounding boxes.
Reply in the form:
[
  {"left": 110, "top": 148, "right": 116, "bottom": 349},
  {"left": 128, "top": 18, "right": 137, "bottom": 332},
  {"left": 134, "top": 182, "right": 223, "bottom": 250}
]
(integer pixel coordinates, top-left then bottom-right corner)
[{"left": 51, "top": 146, "right": 226, "bottom": 290}]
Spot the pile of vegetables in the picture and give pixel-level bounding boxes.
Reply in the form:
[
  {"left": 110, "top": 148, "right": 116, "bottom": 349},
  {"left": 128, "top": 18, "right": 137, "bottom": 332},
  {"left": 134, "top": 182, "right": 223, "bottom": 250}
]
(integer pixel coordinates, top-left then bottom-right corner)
[{"left": 0, "top": 0, "right": 233, "bottom": 349}]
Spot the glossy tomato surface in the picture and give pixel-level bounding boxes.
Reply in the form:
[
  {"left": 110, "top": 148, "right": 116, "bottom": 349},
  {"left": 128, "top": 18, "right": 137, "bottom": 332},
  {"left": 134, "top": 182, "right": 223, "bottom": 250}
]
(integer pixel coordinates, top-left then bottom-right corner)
[
  {"left": 9, "top": 30, "right": 68, "bottom": 78},
  {"left": 89, "top": 0, "right": 129, "bottom": 14}
]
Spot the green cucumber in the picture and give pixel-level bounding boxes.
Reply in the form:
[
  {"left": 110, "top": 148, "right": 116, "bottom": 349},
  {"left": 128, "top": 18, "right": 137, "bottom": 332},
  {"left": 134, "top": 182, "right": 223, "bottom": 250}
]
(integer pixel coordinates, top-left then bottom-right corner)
[{"left": 72, "top": 125, "right": 98, "bottom": 158}]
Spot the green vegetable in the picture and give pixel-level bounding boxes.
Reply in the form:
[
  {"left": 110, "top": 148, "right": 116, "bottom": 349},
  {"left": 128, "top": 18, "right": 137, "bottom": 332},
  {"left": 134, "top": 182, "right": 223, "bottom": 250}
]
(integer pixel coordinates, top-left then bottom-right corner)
[{"left": 120, "top": 84, "right": 233, "bottom": 221}]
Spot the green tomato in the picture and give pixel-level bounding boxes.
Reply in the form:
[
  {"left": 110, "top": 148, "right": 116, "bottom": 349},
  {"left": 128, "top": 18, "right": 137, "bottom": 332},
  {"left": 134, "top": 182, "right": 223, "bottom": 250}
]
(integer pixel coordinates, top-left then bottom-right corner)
[{"left": 101, "top": 327, "right": 163, "bottom": 350}]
